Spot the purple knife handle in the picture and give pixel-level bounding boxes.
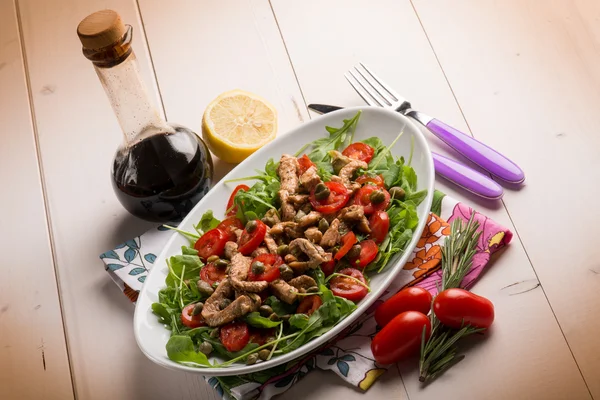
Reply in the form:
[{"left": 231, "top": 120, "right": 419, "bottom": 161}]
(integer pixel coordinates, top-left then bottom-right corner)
[
  {"left": 432, "top": 152, "right": 504, "bottom": 200},
  {"left": 425, "top": 118, "right": 525, "bottom": 184}
]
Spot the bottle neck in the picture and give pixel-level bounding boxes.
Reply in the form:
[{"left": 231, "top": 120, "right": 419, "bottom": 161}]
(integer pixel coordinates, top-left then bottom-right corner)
[{"left": 84, "top": 26, "right": 173, "bottom": 146}]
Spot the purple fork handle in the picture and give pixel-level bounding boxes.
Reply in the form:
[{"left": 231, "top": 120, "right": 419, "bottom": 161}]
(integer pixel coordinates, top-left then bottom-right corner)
[
  {"left": 426, "top": 118, "right": 525, "bottom": 184},
  {"left": 432, "top": 152, "right": 504, "bottom": 200}
]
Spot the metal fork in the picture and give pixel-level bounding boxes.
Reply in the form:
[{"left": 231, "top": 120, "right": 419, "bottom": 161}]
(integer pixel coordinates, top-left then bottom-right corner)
[{"left": 345, "top": 63, "right": 524, "bottom": 186}]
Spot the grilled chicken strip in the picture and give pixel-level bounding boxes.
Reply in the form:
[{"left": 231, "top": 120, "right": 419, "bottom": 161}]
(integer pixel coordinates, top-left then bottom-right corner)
[
  {"left": 224, "top": 241, "right": 239, "bottom": 260},
  {"left": 299, "top": 166, "right": 322, "bottom": 193},
  {"left": 304, "top": 227, "right": 323, "bottom": 243},
  {"left": 320, "top": 218, "right": 341, "bottom": 248},
  {"left": 278, "top": 155, "right": 300, "bottom": 221},
  {"left": 263, "top": 232, "right": 279, "bottom": 254},
  {"left": 339, "top": 205, "right": 371, "bottom": 234},
  {"left": 229, "top": 253, "right": 268, "bottom": 293},
  {"left": 288, "top": 275, "right": 317, "bottom": 292},
  {"left": 269, "top": 279, "right": 298, "bottom": 304},
  {"left": 288, "top": 238, "right": 331, "bottom": 269},
  {"left": 297, "top": 211, "right": 322, "bottom": 228},
  {"left": 202, "top": 279, "right": 260, "bottom": 327}
]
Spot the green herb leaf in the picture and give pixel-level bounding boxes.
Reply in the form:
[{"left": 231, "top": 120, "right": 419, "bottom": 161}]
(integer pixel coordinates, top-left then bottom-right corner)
[
  {"left": 245, "top": 312, "right": 282, "bottom": 328},
  {"left": 166, "top": 335, "right": 210, "bottom": 366},
  {"left": 195, "top": 210, "right": 221, "bottom": 234},
  {"left": 265, "top": 296, "right": 297, "bottom": 316}
]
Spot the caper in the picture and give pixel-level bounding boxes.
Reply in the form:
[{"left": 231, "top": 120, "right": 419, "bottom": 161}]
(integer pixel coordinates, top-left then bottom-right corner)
[
  {"left": 277, "top": 244, "right": 289, "bottom": 256},
  {"left": 246, "top": 220, "right": 258, "bottom": 233},
  {"left": 332, "top": 158, "right": 348, "bottom": 174},
  {"left": 370, "top": 190, "right": 386, "bottom": 204},
  {"left": 259, "top": 304, "right": 273, "bottom": 317},
  {"left": 199, "top": 341, "right": 213, "bottom": 356},
  {"left": 210, "top": 328, "right": 220, "bottom": 338},
  {"left": 246, "top": 353, "right": 259, "bottom": 365},
  {"left": 251, "top": 261, "right": 265, "bottom": 275},
  {"left": 215, "top": 259, "right": 229, "bottom": 269},
  {"left": 219, "top": 298, "right": 232, "bottom": 310},
  {"left": 348, "top": 244, "right": 362, "bottom": 259},
  {"left": 206, "top": 255, "right": 220, "bottom": 263},
  {"left": 284, "top": 254, "right": 297, "bottom": 264},
  {"left": 279, "top": 263, "right": 294, "bottom": 281},
  {"left": 318, "top": 218, "right": 330, "bottom": 233},
  {"left": 389, "top": 186, "right": 406, "bottom": 201},
  {"left": 280, "top": 314, "right": 291, "bottom": 321},
  {"left": 258, "top": 349, "right": 271, "bottom": 361},
  {"left": 192, "top": 302, "right": 204, "bottom": 316},
  {"left": 295, "top": 209, "right": 307, "bottom": 220},
  {"left": 314, "top": 183, "right": 330, "bottom": 200},
  {"left": 269, "top": 313, "right": 280, "bottom": 322},
  {"left": 306, "top": 286, "right": 320, "bottom": 293},
  {"left": 197, "top": 280, "right": 214, "bottom": 297}
]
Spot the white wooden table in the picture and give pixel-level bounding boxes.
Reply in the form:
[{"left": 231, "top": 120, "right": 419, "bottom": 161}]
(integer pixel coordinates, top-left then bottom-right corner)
[{"left": 1, "top": 1, "right": 598, "bottom": 399}]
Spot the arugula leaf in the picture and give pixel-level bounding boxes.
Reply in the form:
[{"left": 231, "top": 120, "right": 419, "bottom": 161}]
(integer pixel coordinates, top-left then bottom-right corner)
[
  {"left": 305, "top": 111, "right": 361, "bottom": 163},
  {"left": 195, "top": 210, "right": 220, "bottom": 234},
  {"left": 202, "top": 335, "right": 259, "bottom": 360},
  {"left": 407, "top": 189, "right": 427, "bottom": 205},
  {"left": 235, "top": 181, "right": 280, "bottom": 223},
  {"left": 288, "top": 314, "right": 309, "bottom": 330},
  {"left": 181, "top": 246, "right": 198, "bottom": 256},
  {"left": 166, "top": 254, "right": 203, "bottom": 287},
  {"left": 152, "top": 303, "right": 178, "bottom": 326},
  {"left": 245, "top": 312, "right": 282, "bottom": 328},
  {"left": 402, "top": 165, "right": 418, "bottom": 192},
  {"left": 166, "top": 335, "right": 210, "bottom": 366},
  {"left": 265, "top": 296, "right": 297, "bottom": 316}
]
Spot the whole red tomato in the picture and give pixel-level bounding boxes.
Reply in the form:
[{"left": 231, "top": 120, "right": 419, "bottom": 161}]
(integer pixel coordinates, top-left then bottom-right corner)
[
  {"left": 433, "top": 288, "right": 494, "bottom": 329},
  {"left": 375, "top": 287, "right": 432, "bottom": 327},
  {"left": 371, "top": 311, "right": 431, "bottom": 365}
]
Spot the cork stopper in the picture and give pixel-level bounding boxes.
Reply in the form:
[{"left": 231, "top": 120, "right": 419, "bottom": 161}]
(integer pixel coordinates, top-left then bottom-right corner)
[{"left": 77, "top": 10, "right": 126, "bottom": 49}]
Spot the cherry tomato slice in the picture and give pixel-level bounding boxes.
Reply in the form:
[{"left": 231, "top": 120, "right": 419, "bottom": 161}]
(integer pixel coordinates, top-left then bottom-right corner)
[
  {"left": 180, "top": 303, "right": 206, "bottom": 328},
  {"left": 248, "top": 253, "right": 282, "bottom": 282},
  {"left": 226, "top": 184, "right": 250, "bottom": 217},
  {"left": 217, "top": 216, "right": 244, "bottom": 242},
  {"left": 194, "top": 228, "right": 228, "bottom": 260},
  {"left": 371, "top": 311, "right": 431, "bottom": 364},
  {"left": 335, "top": 231, "right": 357, "bottom": 260},
  {"left": 200, "top": 262, "right": 227, "bottom": 286},
  {"left": 353, "top": 185, "right": 391, "bottom": 215},
  {"left": 238, "top": 220, "right": 267, "bottom": 256},
  {"left": 298, "top": 154, "right": 316, "bottom": 175},
  {"left": 330, "top": 268, "right": 368, "bottom": 302},
  {"left": 375, "top": 287, "right": 433, "bottom": 328},
  {"left": 348, "top": 239, "right": 378, "bottom": 269},
  {"left": 296, "top": 295, "right": 323, "bottom": 316},
  {"left": 369, "top": 211, "right": 390, "bottom": 244},
  {"left": 356, "top": 174, "right": 385, "bottom": 188},
  {"left": 321, "top": 259, "right": 336, "bottom": 277},
  {"left": 220, "top": 321, "right": 250, "bottom": 352},
  {"left": 433, "top": 288, "right": 495, "bottom": 329},
  {"left": 249, "top": 328, "right": 275, "bottom": 346},
  {"left": 309, "top": 181, "right": 350, "bottom": 214},
  {"left": 342, "top": 142, "right": 375, "bottom": 163}
]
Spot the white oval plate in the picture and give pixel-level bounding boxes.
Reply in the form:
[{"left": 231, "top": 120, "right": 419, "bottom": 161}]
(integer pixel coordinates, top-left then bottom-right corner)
[{"left": 134, "top": 106, "right": 434, "bottom": 376}]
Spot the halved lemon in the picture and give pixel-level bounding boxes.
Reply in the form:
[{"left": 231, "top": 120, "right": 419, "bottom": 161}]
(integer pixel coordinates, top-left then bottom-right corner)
[{"left": 202, "top": 89, "right": 278, "bottom": 164}]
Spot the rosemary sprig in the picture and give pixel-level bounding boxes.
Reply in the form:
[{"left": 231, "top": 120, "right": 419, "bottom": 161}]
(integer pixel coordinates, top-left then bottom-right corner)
[{"left": 419, "top": 215, "right": 484, "bottom": 383}]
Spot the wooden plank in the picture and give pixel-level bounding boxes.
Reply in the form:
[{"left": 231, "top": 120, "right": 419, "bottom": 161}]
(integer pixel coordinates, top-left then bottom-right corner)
[
  {"left": 15, "top": 0, "right": 305, "bottom": 398},
  {"left": 14, "top": 0, "right": 218, "bottom": 398},
  {"left": 411, "top": 0, "right": 600, "bottom": 397},
  {"left": 270, "top": 0, "right": 592, "bottom": 398},
  {"left": 137, "top": 0, "right": 310, "bottom": 181},
  {"left": 0, "top": 0, "right": 74, "bottom": 398}
]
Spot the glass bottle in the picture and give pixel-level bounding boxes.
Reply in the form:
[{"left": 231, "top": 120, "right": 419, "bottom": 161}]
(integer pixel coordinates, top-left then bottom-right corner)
[{"left": 77, "top": 10, "right": 213, "bottom": 222}]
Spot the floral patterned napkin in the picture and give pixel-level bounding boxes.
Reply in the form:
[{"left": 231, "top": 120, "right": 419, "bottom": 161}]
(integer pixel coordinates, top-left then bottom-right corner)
[{"left": 100, "top": 190, "right": 512, "bottom": 399}]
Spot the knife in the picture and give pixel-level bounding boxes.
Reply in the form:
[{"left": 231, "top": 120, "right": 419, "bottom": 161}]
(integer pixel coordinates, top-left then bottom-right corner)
[{"left": 308, "top": 104, "right": 504, "bottom": 200}]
